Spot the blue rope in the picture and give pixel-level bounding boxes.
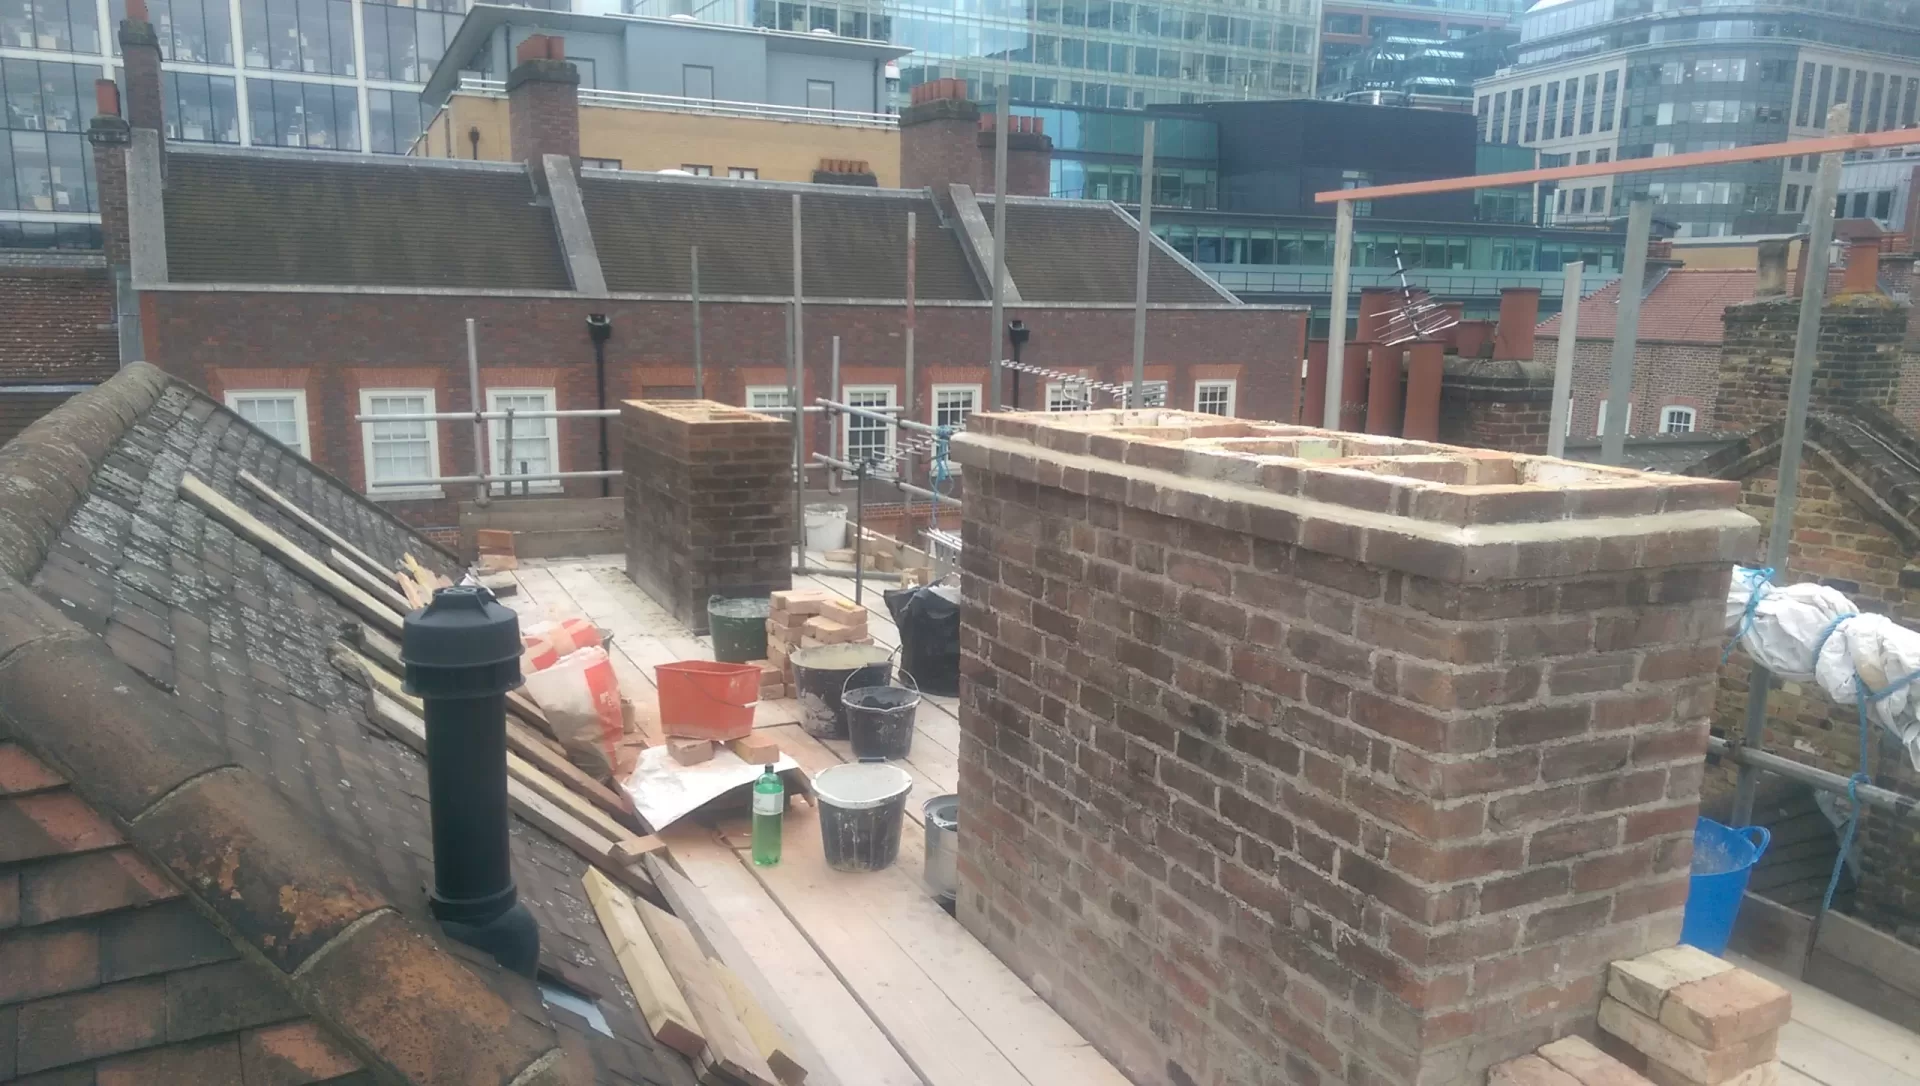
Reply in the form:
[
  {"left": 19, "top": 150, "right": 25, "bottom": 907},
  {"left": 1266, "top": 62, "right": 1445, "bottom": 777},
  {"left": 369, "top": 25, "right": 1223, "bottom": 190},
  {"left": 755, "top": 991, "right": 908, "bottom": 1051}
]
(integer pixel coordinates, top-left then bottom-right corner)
[
  {"left": 1819, "top": 649, "right": 1920, "bottom": 914},
  {"left": 1723, "top": 566, "right": 1775, "bottom": 664},
  {"left": 931, "top": 427, "right": 952, "bottom": 495}
]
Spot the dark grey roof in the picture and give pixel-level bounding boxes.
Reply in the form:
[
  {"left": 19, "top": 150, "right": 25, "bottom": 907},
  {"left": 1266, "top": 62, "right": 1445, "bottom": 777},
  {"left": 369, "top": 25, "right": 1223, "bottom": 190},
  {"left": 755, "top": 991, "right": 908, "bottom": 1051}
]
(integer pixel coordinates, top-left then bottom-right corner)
[
  {"left": 165, "top": 152, "right": 574, "bottom": 290},
  {"left": 11, "top": 369, "right": 693, "bottom": 1086},
  {"left": 583, "top": 176, "right": 984, "bottom": 299},
  {"left": 1559, "top": 433, "right": 1743, "bottom": 474},
  {"left": 983, "top": 199, "right": 1229, "bottom": 304}
]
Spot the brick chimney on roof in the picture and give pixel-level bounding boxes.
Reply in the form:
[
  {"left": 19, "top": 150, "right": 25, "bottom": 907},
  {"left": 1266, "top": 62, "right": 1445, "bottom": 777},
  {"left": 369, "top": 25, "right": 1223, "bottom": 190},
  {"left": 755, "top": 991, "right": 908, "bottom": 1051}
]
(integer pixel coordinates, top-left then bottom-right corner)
[
  {"left": 899, "top": 79, "right": 1052, "bottom": 203},
  {"left": 1839, "top": 238, "right": 1883, "bottom": 296},
  {"left": 1491, "top": 286, "right": 1540, "bottom": 361},
  {"left": 88, "top": 79, "right": 131, "bottom": 269},
  {"left": 507, "top": 33, "right": 580, "bottom": 170},
  {"left": 1754, "top": 238, "right": 1790, "bottom": 298},
  {"left": 119, "top": 0, "right": 163, "bottom": 150}
]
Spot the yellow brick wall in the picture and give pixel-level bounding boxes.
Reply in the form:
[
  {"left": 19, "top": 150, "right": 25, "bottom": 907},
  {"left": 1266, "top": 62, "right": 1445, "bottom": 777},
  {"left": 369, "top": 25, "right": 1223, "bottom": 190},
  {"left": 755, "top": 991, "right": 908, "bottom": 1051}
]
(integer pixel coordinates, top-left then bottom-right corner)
[{"left": 416, "top": 95, "right": 899, "bottom": 187}]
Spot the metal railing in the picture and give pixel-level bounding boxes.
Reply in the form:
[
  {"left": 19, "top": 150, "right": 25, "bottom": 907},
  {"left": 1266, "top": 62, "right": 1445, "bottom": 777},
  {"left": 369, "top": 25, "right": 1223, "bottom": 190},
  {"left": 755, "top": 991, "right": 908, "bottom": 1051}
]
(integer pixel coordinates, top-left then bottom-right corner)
[
  {"left": 456, "top": 77, "right": 898, "bottom": 129},
  {"left": 1197, "top": 264, "right": 1621, "bottom": 298}
]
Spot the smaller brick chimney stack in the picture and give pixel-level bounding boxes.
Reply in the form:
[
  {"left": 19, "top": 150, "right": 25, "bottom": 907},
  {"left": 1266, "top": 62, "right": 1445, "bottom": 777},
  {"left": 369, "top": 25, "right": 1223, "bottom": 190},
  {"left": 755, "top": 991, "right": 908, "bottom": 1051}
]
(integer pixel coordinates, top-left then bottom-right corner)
[
  {"left": 899, "top": 79, "right": 1053, "bottom": 202},
  {"left": 507, "top": 34, "right": 580, "bottom": 170},
  {"left": 1840, "top": 238, "right": 1883, "bottom": 296},
  {"left": 88, "top": 79, "right": 131, "bottom": 269},
  {"left": 1491, "top": 286, "right": 1540, "bottom": 361},
  {"left": 119, "top": 0, "right": 163, "bottom": 149},
  {"left": 1754, "top": 238, "right": 1790, "bottom": 298}
]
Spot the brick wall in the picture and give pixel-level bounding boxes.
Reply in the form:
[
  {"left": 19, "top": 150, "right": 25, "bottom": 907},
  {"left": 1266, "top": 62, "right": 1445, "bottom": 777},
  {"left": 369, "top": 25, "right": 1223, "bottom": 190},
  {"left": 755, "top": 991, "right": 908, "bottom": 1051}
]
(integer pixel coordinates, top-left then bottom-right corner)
[
  {"left": 1440, "top": 396, "right": 1553, "bottom": 453},
  {"left": 1717, "top": 296, "right": 1909, "bottom": 433},
  {"left": 951, "top": 410, "right": 1756, "bottom": 1086},
  {"left": 506, "top": 45, "right": 580, "bottom": 168},
  {"left": 622, "top": 399, "right": 792, "bottom": 633},
  {"left": 1535, "top": 336, "right": 1723, "bottom": 438},
  {"left": 0, "top": 265, "right": 117, "bottom": 384},
  {"left": 142, "top": 290, "right": 1302, "bottom": 534}
]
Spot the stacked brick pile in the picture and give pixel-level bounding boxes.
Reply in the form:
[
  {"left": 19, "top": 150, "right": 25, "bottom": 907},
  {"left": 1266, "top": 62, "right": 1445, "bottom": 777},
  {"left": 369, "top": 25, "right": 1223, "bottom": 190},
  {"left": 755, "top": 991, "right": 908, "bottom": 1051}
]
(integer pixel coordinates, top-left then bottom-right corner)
[
  {"left": 1598, "top": 946, "right": 1789, "bottom": 1086},
  {"left": 949, "top": 408, "right": 1759, "bottom": 1085},
  {"left": 761, "top": 589, "right": 873, "bottom": 697},
  {"left": 1490, "top": 1035, "right": 1654, "bottom": 1086}
]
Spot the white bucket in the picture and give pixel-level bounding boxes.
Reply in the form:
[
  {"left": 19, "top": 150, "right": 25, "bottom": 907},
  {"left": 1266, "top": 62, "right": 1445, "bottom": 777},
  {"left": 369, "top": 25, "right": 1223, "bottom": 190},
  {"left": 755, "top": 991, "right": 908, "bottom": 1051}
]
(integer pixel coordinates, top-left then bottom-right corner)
[{"left": 804, "top": 503, "right": 848, "bottom": 551}]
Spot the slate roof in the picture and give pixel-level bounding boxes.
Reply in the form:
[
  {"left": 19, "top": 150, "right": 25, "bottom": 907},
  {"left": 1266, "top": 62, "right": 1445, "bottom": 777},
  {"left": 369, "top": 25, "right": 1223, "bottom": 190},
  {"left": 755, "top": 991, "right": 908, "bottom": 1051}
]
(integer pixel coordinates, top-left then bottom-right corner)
[
  {"left": 1688, "top": 405, "right": 1920, "bottom": 549},
  {"left": 1560, "top": 432, "right": 1744, "bottom": 475},
  {"left": 164, "top": 151, "right": 574, "bottom": 290},
  {"left": 982, "top": 198, "right": 1230, "bottom": 304},
  {"left": 583, "top": 174, "right": 984, "bottom": 299},
  {"left": 0, "top": 365, "right": 694, "bottom": 1086}
]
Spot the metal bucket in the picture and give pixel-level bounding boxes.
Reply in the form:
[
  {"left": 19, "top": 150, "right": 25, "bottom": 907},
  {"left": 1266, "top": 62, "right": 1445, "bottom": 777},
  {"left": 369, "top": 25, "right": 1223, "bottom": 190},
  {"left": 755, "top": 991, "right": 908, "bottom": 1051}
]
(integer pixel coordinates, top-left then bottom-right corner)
[
  {"left": 789, "top": 643, "right": 891, "bottom": 740},
  {"left": 923, "top": 794, "right": 958, "bottom": 907}
]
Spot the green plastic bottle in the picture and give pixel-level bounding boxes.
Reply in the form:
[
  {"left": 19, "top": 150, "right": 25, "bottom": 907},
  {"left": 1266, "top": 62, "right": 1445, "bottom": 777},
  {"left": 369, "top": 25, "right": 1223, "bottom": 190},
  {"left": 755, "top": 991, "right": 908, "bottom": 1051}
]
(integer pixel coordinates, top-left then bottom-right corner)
[{"left": 751, "top": 767, "right": 784, "bottom": 867}]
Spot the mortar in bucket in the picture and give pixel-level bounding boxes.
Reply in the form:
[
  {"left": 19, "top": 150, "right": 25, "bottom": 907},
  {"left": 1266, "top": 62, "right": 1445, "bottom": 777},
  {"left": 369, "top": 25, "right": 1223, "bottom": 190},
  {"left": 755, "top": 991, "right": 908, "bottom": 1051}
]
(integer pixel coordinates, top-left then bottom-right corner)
[
  {"left": 843, "top": 663, "right": 920, "bottom": 761},
  {"left": 707, "top": 596, "right": 771, "bottom": 664},
  {"left": 813, "top": 761, "right": 913, "bottom": 872},
  {"left": 789, "top": 643, "right": 890, "bottom": 740},
  {"left": 1680, "top": 817, "right": 1771, "bottom": 956}
]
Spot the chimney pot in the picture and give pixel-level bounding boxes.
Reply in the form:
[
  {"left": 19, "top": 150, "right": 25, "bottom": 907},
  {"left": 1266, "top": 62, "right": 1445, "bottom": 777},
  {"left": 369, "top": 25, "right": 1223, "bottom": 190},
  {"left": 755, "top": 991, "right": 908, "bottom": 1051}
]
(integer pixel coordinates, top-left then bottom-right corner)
[
  {"left": 1492, "top": 287, "right": 1541, "bottom": 361},
  {"left": 94, "top": 78, "right": 120, "bottom": 118},
  {"left": 1755, "top": 238, "right": 1790, "bottom": 297},
  {"left": 402, "top": 586, "right": 540, "bottom": 977}
]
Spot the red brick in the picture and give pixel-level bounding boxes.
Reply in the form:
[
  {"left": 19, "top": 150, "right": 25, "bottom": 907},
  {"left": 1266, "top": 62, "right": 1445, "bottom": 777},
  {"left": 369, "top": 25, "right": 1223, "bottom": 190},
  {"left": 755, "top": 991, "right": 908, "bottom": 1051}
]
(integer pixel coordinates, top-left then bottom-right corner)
[{"left": 1529, "top": 817, "right": 1622, "bottom": 864}]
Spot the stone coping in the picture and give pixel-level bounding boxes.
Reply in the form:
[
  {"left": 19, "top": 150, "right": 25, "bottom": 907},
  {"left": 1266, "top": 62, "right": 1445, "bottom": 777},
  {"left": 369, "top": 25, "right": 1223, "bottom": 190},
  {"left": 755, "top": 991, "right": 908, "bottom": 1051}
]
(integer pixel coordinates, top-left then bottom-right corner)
[{"left": 952, "top": 409, "right": 1758, "bottom": 584}]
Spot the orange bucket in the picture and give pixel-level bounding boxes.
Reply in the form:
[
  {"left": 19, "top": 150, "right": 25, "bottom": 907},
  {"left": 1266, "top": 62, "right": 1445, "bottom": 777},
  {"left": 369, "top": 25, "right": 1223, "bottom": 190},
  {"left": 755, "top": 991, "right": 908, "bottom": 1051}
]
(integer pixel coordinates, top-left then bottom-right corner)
[{"left": 656, "top": 661, "right": 761, "bottom": 741}]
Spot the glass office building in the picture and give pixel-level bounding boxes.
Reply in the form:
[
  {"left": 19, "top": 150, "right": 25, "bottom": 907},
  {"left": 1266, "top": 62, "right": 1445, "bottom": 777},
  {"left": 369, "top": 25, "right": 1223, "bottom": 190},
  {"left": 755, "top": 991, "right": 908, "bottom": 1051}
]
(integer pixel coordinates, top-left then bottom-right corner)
[
  {"left": 0, "top": 0, "right": 572, "bottom": 247},
  {"left": 1474, "top": 0, "right": 1920, "bottom": 237},
  {"left": 1010, "top": 101, "right": 1217, "bottom": 202},
  {"left": 629, "top": 0, "right": 1320, "bottom": 108}
]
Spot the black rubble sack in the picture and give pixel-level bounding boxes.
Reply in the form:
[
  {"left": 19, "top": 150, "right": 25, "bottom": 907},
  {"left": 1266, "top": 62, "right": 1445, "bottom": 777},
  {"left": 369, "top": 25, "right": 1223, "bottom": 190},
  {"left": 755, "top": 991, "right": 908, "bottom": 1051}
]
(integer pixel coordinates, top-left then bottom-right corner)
[{"left": 884, "top": 584, "right": 961, "bottom": 696}]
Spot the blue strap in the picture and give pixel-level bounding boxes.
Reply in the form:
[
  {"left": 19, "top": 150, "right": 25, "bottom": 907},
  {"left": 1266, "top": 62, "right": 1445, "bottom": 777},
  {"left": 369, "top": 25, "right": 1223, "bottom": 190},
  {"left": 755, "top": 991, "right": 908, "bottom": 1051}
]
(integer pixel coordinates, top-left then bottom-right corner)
[
  {"left": 1723, "top": 566, "right": 1776, "bottom": 664},
  {"left": 1819, "top": 655, "right": 1920, "bottom": 914}
]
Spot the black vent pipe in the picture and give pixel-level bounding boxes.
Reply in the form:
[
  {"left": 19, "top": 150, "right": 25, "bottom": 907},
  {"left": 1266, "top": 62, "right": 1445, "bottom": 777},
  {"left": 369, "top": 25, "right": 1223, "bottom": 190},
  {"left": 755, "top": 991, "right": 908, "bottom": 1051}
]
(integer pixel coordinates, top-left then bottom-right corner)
[{"left": 402, "top": 586, "right": 539, "bottom": 976}]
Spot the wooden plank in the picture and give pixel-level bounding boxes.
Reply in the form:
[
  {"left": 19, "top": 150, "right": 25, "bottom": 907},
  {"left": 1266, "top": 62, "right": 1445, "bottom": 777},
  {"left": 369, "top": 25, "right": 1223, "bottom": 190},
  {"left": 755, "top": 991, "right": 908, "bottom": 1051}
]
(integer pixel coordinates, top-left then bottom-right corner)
[
  {"left": 1815, "top": 911, "right": 1920, "bottom": 999},
  {"left": 1732, "top": 953, "right": 1920, "bottom": 1083},
  {"left": 402, "top": 553, "right": 441, "bottom": 597},
  {"left": 714, "top": 960, "right": 808, "bottom": 1085},
  {"left": 361, "top": 690, "right": 659, "bottom": 897},
  {"left": 238, "top": 469, "right": 390, "bottom": 582},
  {"left": 582, "top": 868, "right": 705, "bottom": 1059},
  {"left": 327, "top": 548, "right": 413, "bottom": 615},
  {"left": 1727, "top": 892, "right": 1813, "bottom": 978},
  {"left": 646, "top": 849, "right": 871, "bottom": 1086},
  {"left": 1805, "top": 951, "right": 1920, "bottom": 1039},
  {"left": 182, "top": 473, "right": 401, "bottom": 637},
  {"left": 354, "top": 622, "right": 560, "bottom": 742},
  {"left": 636, "top": 892, "right": 780, "bottom": 1086}
]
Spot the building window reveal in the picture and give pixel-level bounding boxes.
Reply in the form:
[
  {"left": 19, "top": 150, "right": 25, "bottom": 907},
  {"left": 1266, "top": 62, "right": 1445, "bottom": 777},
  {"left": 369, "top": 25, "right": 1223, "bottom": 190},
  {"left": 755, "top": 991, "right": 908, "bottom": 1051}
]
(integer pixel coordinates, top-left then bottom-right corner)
[
  {"left": 843, "top": 385, "right": 896, "bottom": 473},
  {"left": 745, "top": 386, "right": 791, "bottom": 410},
  {"left": 361, "top": 389, "right": 441, "bottom": 497},
  {"left": 1661, "top": 406, "right": 1696, "bottom": 434},
  {"left": 727, "top": 166, "right": 758, "bottom": 179},
  {"left": 487, "top": 388, "right": 559, "bottom": 493},
  {"left": 806, "top": 79, "right": 834, "bottom": 111},
  {"left": 1195, "top": 379, "right": 1236, "bottom": 416},
  {"left": 682, "top": 164, "right": 713, "bottom": 176},
  {"left": 226, "top": 389, "right": 310, "bottom": 455}
]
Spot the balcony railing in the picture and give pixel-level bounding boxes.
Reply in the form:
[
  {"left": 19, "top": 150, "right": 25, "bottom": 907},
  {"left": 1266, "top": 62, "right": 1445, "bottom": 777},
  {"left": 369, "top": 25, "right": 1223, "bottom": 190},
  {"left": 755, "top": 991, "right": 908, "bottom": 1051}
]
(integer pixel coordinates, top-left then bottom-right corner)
[
  {"left": 1197, "top": 265, "right": 1621, "bottom": 298},
  {"left": 456, "top": 77, "right": 898, "bottom": 129}
]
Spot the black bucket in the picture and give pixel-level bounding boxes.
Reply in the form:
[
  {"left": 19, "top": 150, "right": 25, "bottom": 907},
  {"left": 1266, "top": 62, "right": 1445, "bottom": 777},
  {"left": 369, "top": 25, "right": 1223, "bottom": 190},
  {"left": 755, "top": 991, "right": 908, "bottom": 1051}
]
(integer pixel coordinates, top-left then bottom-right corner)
[
  {"left": 813, "top": 762, "right": 913, "bottom": 872},
  {"left": 844, "top": 668, "right": 920, "bottom": 761},
  {"left": 789, "top": 643, "right": 891, "bottom": 740}
]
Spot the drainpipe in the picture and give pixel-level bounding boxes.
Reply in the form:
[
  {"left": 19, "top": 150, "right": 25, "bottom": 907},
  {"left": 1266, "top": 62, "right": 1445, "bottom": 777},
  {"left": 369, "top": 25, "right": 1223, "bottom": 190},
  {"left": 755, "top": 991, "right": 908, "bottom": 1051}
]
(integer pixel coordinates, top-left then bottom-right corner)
[{"left": 587, "top": 313, "right": 612, "bottom": 497}]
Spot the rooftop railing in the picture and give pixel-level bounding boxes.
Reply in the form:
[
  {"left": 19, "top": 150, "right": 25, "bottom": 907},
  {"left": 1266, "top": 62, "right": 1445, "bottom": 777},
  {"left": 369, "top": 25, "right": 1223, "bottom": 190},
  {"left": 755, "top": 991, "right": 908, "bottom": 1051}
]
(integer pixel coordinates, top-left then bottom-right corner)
[{"left": 456, "top": 77, "right": 898, "bottom": 129}]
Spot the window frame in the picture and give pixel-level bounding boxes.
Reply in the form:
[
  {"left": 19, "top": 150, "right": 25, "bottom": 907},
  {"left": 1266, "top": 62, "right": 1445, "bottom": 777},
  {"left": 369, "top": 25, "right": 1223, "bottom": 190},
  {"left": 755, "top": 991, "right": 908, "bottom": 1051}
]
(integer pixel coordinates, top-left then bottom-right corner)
[
  {"left": 745, "top": 385, "right": 793, "bottom": 411},
  {"left": 358, "top": 387, "right": 443, "bottom": 500},
  {"left": 1046, "top": 380, "right": 1094, "bottom": 411},
  {"left": 681, "top": 164, "right": 713, "bottom": 176},
  {"left": 931, "top": 383, "right": 980, "bottom": 474},
  {"left": 1596, "top": 399, "right": 1633, "bottom": 436},
  {"left": 1194, "top": 378, "right": 1237, "bottom": 417},
  {"left": 805, "top": 79, "right": 835, "bottom": 111},
  {"left": 224, "top": 388, "right": 310, "bottom": 456},
  {"left": 1660, "top": 405, "right": 1696, "bottom": 434},
  {"left": 841, "top": 383, "right": 897, "bottom": 477},
  {"left": 485, "top": 386, "right": 561, "bottom": 495},
  {"left": 727, "top": 166, "right": 759, "bottom": 180}
]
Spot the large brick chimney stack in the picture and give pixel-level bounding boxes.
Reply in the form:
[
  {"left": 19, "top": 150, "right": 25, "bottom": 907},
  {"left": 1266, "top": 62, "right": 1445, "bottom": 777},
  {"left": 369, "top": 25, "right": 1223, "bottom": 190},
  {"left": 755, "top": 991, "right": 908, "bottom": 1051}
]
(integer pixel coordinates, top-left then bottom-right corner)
[
  {"left": 899, "top": 79, "right": 1053, "bottom": 202},
  {"left": 88, "top": 79, "right": 130, "bottom": 270},
  {"left": 507, "top": 34, "right": 580, "bottom": 170},
  {"left": 119, "top": 0, "right": 164, "bottom": 143}
]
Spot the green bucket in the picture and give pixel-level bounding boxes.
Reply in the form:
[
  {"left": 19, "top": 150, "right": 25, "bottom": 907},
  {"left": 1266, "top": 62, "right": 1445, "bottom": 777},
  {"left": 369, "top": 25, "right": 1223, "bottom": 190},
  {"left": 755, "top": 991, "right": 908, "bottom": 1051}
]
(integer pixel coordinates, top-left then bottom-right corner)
[{"left": 708, "top": 596, "right": 772, "bottom": 663}]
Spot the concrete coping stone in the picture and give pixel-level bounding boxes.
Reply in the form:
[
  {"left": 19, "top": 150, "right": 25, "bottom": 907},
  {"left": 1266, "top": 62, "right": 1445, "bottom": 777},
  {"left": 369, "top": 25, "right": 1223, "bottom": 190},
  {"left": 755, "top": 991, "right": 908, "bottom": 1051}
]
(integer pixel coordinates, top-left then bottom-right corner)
[{"left": 953, "top": 409, "right": 1759, "bottom": 584}]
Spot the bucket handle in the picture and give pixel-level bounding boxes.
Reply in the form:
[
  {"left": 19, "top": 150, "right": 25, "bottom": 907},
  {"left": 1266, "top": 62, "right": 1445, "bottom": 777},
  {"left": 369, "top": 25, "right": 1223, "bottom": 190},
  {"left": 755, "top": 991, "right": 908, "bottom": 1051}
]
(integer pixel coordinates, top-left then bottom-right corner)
[
  {"left": 1742, "top": 825, "right": 1770, "bottom": 861},
  {"left": 841, "top": 651, "right": 919, "bottom": 700}
]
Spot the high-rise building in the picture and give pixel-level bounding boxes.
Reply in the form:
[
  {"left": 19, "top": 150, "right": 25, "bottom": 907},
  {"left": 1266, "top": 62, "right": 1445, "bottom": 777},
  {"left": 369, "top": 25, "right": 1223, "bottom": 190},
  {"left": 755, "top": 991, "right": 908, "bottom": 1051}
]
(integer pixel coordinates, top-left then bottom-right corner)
[
  {"left": 1315, "top": 0, "right": 1518, "bottom": 100},
  {"left": 0, "top": 0, "right": 572, "bottom": 249},
  {"left": 630, "top": 0, "right": 1321, "bottom": 108},
  {"left": 1474, "top": 0, "right": 1920, "bottom": 238}
]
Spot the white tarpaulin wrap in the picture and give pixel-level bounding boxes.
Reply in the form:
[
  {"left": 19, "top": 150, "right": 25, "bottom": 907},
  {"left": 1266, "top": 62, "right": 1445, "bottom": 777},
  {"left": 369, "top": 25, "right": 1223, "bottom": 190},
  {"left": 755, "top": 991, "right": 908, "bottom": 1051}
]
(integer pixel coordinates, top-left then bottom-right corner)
[{"left": 1725, "top": 566, "right": 1920, "bottom": 770}]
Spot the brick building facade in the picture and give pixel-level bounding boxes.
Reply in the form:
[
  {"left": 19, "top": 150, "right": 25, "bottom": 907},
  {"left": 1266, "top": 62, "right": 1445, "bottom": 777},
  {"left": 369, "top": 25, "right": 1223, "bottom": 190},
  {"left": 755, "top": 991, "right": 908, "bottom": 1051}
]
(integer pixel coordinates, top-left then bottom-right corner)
[
  {"left": 88, "top": 18, "right": 1303, "bottom": 544},
  {"left": 952, "top": 409, "right": 1754, "bottom": 1086},
  {"left": 0, "top": 255, "right": 120, "bottom": 446}
]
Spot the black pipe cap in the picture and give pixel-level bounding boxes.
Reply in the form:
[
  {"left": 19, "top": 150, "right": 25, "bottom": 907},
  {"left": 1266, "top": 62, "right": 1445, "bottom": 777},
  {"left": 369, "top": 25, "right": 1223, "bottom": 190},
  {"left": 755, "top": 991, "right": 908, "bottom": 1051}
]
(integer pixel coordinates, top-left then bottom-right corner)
[{"left": 402, "top": 586, "right": 523, "bottom": 700}]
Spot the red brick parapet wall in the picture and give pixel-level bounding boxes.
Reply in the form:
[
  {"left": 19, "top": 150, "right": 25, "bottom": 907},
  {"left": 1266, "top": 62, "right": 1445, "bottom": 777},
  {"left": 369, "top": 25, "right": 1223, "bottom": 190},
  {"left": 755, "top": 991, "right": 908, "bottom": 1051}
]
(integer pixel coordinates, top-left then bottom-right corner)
[
  {"left": 622, "top": 399, "right": 792, "bottom": 634},
  {"left": 949, "top": 410, "right": 1759, "bottom": 1086}
]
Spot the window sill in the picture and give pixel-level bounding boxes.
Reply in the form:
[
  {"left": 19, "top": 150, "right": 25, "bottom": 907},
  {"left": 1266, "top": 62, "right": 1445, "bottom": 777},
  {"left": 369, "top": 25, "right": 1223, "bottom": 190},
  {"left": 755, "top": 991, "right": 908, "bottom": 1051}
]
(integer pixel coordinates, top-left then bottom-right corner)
[{"left": 367, "top": 486, "right": 446, "bottom": 502}]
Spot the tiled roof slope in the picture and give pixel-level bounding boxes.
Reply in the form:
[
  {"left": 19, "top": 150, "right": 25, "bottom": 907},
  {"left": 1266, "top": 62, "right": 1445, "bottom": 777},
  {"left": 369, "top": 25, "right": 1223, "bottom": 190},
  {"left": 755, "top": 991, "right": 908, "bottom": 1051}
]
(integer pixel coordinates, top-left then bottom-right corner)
[
  {"left": 0, "top": 264, "right": 117, "bottom": 383},
  {"left": 583, "top": 175, "right": 984, "bottom": 299},
  {"left": 1538, "top": 269, "right": 1760, "bottom": 345},
  {"left": 164, "top": 152, "right": 574, "bottom": 290},
  {"left": 1695, "top": 406, "right": 1920, "bottom": 545},
  {"left": 982, "top": 200, "right": 1229, "bottom": 304},
  {"left": 0, "top": 740, "right": 374, "bottom": 1084},
  {"left": 0, "top": 365, "right": 694, "bottom": 1086}
]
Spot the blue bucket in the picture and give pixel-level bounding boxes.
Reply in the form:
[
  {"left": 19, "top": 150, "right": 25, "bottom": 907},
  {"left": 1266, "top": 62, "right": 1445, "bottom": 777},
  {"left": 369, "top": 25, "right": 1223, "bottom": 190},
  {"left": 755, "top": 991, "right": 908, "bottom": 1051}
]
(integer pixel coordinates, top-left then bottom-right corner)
[{"left": 1679, "top": 818, "right": 1771, "bottom": 956}]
